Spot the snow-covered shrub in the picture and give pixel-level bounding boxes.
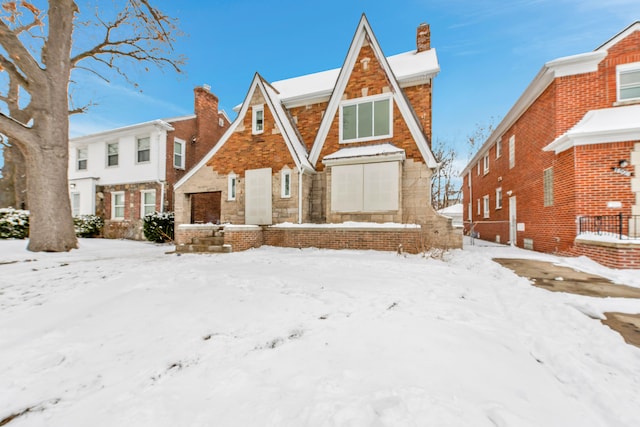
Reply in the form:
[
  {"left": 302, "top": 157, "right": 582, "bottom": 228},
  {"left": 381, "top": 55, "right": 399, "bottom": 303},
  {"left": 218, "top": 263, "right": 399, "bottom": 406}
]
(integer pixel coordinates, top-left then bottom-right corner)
[
  {"left": 0, "top": 208, "right": 29, "bottom": 239},
  {"left": 143, "top": 211, "right": 174, "bottom": 243},
  {"left": 74, "top": 215, "right": 104, "bottom": 237}
]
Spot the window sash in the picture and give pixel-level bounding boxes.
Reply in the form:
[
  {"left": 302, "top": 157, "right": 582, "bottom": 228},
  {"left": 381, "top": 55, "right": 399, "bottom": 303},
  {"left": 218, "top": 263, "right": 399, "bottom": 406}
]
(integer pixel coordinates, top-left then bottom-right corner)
[
  {"left": 141, "top": 191, "right": 156, "bottom": 216},
  {"left": 619, "top": 68, "right": 640, "bottom": 101},
  {"left": 341, "top": 95, "right": 392, "bottom": 142},
  {"left": 71, "top": 193, "right": 80, "bottom": 216},
  {"left": 483, "top": 195, "right": 490, "bottom": 218},
  {"left": 281, "top": 170, "right": 291, "bottom": 198},
  {"left": 509, "top": 136, "right": 515, "bottom": 169},
  {"left": 496, "top": 188, "right": 502, "bottom": 209},
  {"left": 252, "top": 105, "right": 264, "bottom": 134},
  {"left": 483, "top": 154, "right": 489, "bottom": 173},
  {"left": 77, "top": 148, "right": 88, "bottom": 170},
  {"left": 107, "top": 143, "right": 118, "bottom": 167},
  {"left": 173, "top": 140, "right": 184, "bottom": 169},
  {"left": 137, "top": 137, "right": 150, "bottom": 163},
  {"left": 113, "top": 192, "right": 125, "bottom": 219},
  {"left": 496, "top": 140, "right": 502, "bottom": 158},
  {"left": 228, "top": 175, "right": 237, "bottom": 201}
]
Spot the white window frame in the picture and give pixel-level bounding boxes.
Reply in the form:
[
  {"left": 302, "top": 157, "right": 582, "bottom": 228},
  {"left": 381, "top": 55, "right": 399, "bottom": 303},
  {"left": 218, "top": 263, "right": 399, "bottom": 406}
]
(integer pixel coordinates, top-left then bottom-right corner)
[
  {"left": 467, "top": 202, "right": 472, "bottom": 221},
  {"left": 496, "top": 139, "right": 502, "bottom": 158},
  {"left": 252, "top": 104, "right": 264, "bottom": 135},
  {"left": 112, "top": 191, "right": 125, "bottom": 220},
  {"left": 496, "top": 187, "right": 502, "bottom": 209},
  {"left": 617, "top": 62, "right": 640, "bottom": 102},
  {"left": 281, "top": 168, "right": 291, "bottom": 198},
  {"left": 173, "top": 138, "right": 186, "bottom": 169},
  {"left": 339, "top": 93, "right": 393, "bottom": 144},
  {"left": 483, "top": 153, "right": 489, "bottom": 174},
  {"left": 77, "top": 147, "right": 88, "bottom": 171},
  {"left": 477, "top": 198, "right": 481, "bottom": 216},
  {"left": 136, "top": 136, "right": 151, "bottom": 164},
  {"left": 508, "top": 135, "right": 515, "bottom": 169},
  {"left": 106, "top": 142, "right": 119, "bottom": 167},
  {"left": 228, "top": 173, "right": 237, "bottom": 201},
  {"left": 483, "top": 195, "right": 490, "bottom": 219},
  {"left": 543, "top": 167, "right": 554, "bottom": 207},
  {"left": 71, "top": 192, "right": 80, "bottom": 217},
  {"left": 141, "top": 190, "right": 156, "bottom": 217},
  {"left": 476, "top": 161, "right": 480, "bottom": 176}
]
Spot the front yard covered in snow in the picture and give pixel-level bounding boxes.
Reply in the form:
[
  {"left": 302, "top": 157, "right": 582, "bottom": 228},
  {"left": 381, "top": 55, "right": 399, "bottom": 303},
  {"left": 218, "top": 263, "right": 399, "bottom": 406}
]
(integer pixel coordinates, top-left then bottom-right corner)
[{"left": 1, "top": 238, "right": 639, "bottom": 426}]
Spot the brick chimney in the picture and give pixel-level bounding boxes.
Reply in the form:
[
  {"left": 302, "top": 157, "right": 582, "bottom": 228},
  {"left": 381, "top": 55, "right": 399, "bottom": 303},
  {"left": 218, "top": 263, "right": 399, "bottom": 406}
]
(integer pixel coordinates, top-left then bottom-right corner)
[
  {"left": 416, "top": 23, "right": 430, "bottom": 53},
  {"left": 194, "top": 85, "right": 219, "bottom": 145}
]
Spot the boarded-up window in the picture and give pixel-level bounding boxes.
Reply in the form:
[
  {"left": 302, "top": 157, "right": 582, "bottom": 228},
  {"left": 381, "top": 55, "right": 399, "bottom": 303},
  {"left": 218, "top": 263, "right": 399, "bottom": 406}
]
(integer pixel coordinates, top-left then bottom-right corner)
[{"left": 331, "top": 162, "right": 399, "bottom": 212}]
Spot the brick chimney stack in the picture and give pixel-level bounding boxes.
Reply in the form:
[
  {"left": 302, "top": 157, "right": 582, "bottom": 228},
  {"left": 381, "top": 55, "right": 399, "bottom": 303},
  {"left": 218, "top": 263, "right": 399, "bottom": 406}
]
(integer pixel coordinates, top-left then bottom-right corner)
[
  {"left": 194, "top": 85, "right": 219, "bottom": 144},
  {"left": 416, "top": 23, "right": 430, "bottom": 53}
]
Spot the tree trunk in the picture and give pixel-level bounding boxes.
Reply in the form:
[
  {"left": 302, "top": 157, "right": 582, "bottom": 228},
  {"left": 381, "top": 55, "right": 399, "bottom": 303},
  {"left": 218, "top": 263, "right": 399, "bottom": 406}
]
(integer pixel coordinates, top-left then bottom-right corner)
[
  {"left": 0, "top": 144, "right": 28, "bottom": 209},
  {"left": 25, "top": 0, "right": 78, "bottom": 252}
]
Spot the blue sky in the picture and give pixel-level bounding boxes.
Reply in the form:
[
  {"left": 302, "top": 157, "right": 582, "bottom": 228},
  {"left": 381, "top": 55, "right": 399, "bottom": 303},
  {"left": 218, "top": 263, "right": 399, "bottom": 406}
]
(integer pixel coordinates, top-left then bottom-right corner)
[{"left": 2, "top": 0, "right": 640, "bottom": 171}]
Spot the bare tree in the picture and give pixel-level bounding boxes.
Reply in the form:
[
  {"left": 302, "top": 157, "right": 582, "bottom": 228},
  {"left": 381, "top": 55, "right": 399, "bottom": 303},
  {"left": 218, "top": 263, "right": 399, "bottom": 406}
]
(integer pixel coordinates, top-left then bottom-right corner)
[
  {"left": 431, "top": 138, "right": 460, "bottom": 211},
  {"left": 466, "top": 118, "right": 496, "bottom": 161},
  {"left": 0, "top": 1, "right": 183, "bottom": 252}
]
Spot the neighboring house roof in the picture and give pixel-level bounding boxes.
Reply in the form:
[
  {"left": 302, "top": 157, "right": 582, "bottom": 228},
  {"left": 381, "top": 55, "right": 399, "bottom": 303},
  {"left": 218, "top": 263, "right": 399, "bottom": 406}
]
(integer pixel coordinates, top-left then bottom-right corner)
[
  {"left": 544, "top": 104, "right": 640, "bottom": 153},
  {"left": 461, "top": 21, "right": 640, "bottom": 175},
  {"left": 69, "top": 119, "right": 174, "bottom": 144},
  {"left": 175, "top": 73, "right": 314, "bottom": 190},
  {"left": 438, "top": 203, "right": 463, "bottom": 216},
  {"left": 308, "top": 14, "right": 438, "bottom": 169}
]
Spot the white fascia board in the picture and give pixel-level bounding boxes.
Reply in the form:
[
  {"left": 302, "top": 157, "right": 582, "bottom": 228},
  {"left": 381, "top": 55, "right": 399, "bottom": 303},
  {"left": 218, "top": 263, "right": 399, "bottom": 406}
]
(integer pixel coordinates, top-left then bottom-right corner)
[
  {"left": 545, "top": 51, "right": 607, "bottom": 77},
  {"left": 69, "top": 119, "right": 173, "bottom": 145},
  {"left": 322, "top": 151, "right": 405, "bottom": 167},
  {"left": 544, "top": 128, "right": 640, "bottom": 154}
]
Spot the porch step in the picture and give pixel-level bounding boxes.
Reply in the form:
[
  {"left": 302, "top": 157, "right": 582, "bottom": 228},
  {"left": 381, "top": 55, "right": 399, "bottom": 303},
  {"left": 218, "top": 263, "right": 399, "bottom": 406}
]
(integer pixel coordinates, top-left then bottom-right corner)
[
  {"left": 192, "top": 236, "right": 225, "bottom": 246},
  {"left": 175, "top": 243, "right": 232, "bottom": 254}
]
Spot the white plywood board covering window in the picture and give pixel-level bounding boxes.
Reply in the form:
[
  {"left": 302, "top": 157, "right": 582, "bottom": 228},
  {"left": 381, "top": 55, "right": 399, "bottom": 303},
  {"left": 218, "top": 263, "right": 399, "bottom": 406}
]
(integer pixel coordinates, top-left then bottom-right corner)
[
  {"left": 331, "top": 162, "right": 398, "bottom": 212},
  {"left": 245, "top": 168, "right": 272, "bottom": 225}
]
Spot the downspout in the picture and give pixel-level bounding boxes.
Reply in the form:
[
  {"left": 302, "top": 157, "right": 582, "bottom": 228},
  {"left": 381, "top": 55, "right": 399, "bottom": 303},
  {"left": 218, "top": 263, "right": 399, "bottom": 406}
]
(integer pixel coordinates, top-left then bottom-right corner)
[
  {"left": 155, "top": 129, "right": 165, "bottom": 213},
  {"left": 298, "top": 167, "right": 304, "bottom": 224}
]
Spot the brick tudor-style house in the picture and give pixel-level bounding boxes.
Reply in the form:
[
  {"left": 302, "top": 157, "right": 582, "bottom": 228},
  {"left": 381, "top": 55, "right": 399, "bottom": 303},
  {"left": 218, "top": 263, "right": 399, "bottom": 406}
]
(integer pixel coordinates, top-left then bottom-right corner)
[
  {"left": 174, "top": 15, "right": 461, "bottom": 253},
  {"left": 68, "top": 86, "right": 230, "bottom": 239},
  {"left": 462, "top": 21, "right": 640, "bottom": 268}
]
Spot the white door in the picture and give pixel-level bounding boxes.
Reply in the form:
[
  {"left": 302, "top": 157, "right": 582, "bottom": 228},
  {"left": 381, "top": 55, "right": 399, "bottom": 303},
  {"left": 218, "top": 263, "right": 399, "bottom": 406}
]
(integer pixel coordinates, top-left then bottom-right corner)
[
  {"left": 509, "top": 196, "right": 517, "bottom": 246},
  {"left": 245, "top": 168, "right": 272, "bottom": 225}
]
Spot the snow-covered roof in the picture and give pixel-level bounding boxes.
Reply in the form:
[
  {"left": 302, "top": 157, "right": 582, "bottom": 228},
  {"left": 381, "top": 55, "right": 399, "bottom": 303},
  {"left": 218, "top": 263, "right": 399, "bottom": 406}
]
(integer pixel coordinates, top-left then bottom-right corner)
[
  {"left": 269, "top": 48, "right": 439, "bottom": 108},
  {"left": 544, "top": 104, "right": 640, "bottom": 153},
  {"left": 438, "top": 203, "right": 463, "bottom": 216},
  {"left": 322, "top": 144, "right": 406, "bottom": 166}
]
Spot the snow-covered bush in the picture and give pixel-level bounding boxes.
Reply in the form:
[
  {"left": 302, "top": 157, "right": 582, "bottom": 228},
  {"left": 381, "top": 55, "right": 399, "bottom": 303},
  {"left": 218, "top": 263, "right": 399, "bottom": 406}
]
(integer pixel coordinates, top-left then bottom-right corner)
[
  {"left": 143, "top": 211, "right": 174, "bottom": 243},
  {"left": 0, "top": 208, "right": 29, "bottom": 239},
  {"left": 74, "top": 215, "right": 104, "bottom": 237}
]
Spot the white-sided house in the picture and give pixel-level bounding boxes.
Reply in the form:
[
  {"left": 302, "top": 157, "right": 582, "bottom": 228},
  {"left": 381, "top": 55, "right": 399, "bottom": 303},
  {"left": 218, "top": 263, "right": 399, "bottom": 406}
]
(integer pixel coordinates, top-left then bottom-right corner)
[{"left": 69, "top": 120, "right": 172, "bottom": 238}]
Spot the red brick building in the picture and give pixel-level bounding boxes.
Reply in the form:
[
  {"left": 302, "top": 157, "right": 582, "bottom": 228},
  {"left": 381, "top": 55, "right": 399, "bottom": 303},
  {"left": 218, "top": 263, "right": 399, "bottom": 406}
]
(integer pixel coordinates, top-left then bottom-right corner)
[
  {"left": 175, "top": 15, "right": 461, "bottom": 251},
  {"left": 462, "top": 22, "right": 640, "bottom": 268}
]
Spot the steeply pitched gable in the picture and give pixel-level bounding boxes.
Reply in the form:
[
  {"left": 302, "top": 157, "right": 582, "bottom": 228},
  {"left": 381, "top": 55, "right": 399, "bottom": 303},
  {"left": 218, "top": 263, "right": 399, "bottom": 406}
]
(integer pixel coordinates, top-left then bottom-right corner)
[{"left": 308, "top": 14, "right": 438, "bottom": 169}]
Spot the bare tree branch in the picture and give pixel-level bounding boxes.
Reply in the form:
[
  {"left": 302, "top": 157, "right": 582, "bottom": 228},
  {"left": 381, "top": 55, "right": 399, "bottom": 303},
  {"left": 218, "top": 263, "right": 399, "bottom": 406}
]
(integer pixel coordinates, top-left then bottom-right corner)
[
  {"left": 0, "top": 18, "right": 44, "bottom": 88},
  {"left": 0, "top": 111, "right": 32, "bottom": 143}
]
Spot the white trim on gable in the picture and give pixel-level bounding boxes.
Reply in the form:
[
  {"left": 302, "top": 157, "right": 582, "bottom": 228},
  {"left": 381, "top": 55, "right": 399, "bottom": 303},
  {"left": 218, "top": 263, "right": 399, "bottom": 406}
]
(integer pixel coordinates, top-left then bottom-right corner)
[{"left": 308, "top": 14, "right": 439, "bottom": 169}]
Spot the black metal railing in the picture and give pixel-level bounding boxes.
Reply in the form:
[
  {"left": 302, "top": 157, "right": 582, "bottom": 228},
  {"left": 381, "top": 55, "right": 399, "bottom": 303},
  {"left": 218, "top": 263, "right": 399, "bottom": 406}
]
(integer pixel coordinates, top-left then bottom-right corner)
[{"left": 577, "top": 214, "right": 640, "bottom": 240}]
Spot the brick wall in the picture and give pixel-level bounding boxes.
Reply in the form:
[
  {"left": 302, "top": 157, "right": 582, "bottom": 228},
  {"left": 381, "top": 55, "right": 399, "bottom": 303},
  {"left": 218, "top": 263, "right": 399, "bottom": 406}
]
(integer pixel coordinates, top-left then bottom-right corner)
[{"left": 575, "top": 238, "right": 640, "bottom": 269}]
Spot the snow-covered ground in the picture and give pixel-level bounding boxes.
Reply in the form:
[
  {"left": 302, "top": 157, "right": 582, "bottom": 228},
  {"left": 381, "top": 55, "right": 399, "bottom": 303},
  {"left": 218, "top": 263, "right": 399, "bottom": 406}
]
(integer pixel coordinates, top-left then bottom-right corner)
[{"left": 1, "top": 238, "right": 639, "bottom": 426}]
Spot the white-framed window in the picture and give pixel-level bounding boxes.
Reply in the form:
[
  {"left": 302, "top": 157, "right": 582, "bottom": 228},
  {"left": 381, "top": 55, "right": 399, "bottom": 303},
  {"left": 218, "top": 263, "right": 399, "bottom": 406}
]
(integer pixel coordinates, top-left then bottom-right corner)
[
  {"left": 228, "top": 173, "right": 237, "bottom": 201},
  {"left": 617, "top": 62, "right": 640, "bottom": 102},
  {"left": 173, "top": 138, "right": 185, "bottom": 169},
  {"left": 252, "top": 104, "right": 264, "bottom": 135},
  {"left": 483, "top": 195, "right": 490, "bottom": 218},
  {"left": 141, "top": 190, "right": 156, "bottom": 217},
  {"left": 496, "top": 139, "right": 502, "bottom": 158},
  {"left": 543, "top": 167, "right": 554, "bottom": 207},
  {"left": 331, "top": 162, "right": 399, "bottom": 212},
  {"left": 112, "top": 191, "right": 125, "bottom": 219},
  {"left": 281, "top": 168, "right": 291, "bottom": 198},
  {"left": 496, "top": 187, "right": 502, "bottom": 209},
  {"left": 340, "top": 93, "right": 392, "bottom": 143},
  {"left": 218, "top": 117, "right": 224, "bottom": 127},
  {"left": 483, "top": 153, "right": 489, "bottom": 174},
  {"left": 477, "top": 198, "right": 481, "bottom": 215},
  {"left": 71, "top": 192, "right": 80, "bottom": 217},
  {"left": 476, "top": 161, "right": 480, "bottom": 176},
  {"left": 106, "top": 142, "right": 119, "bottom": 167},
  {"left": 77, "top": 147, "right": 88, "bottom": 170},
  {"left": 467, "top": 171, "right": 471, "bottom": 187},
  {"left": 467, "top": 202, "right": 472, "bottom": 221},
  {"left": 508, "top": 135, "right": 515, "bottom": 169},
  {"left": 137, "top": 136, "right": 151, "bottom": 163}
]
